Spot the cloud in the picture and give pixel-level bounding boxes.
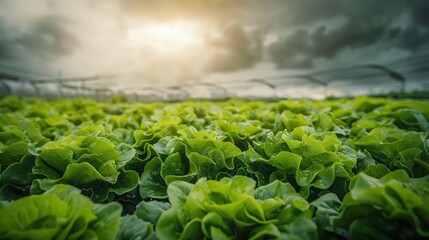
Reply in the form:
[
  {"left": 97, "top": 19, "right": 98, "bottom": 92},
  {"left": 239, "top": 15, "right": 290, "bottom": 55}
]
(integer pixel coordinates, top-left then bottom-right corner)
[
  {"left": 267, "top": 29, "right": 312, "bottom": 68},
  {"left": 398, "top": 0, "right": 429, "bottom": 51},
  {"left": 205, "top": 23, "right": 263, "bottom": 72},
  {"left": 18, "top": 15, "right": 80, "bottom": 58},
  {"left": 268, "top": 18, "right": 389, "bottom": 68},
  {"left": 267, "top": 0, "right": 429, "bottom": 69},
  {"left": 0, "top": 14, "right": 80, "bottom": 64},
  {"left": 277, "top": 0, "right": 346, "bottom": 27}
]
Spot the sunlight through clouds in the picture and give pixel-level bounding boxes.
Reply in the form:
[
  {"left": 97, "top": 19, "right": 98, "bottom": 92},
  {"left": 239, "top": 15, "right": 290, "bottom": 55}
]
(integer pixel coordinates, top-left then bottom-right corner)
[{"left": 125, "top": 21, "right": 203, "bottom": 54}]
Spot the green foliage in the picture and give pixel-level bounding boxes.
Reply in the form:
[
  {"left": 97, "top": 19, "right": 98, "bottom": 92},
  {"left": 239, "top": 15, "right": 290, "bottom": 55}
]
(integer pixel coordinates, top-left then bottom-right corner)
[{"left": 0, "top": 95, "right": 428, "bottom": 239}]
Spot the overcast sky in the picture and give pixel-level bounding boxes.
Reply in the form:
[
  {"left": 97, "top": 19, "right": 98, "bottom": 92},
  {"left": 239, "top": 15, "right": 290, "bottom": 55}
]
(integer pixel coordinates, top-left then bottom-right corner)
[{"left": 0, "top": 0, "right": 428, "bottom": 97}]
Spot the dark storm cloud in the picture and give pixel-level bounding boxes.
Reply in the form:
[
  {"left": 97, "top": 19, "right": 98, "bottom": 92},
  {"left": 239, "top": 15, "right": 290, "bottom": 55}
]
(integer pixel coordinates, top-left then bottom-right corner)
[
  {"left": 0, "top": 15, "right": 80, "bottom": 63},
  {"left": 268, "top": 0, "right": 429, "bottom": 68},
  {"left": 399, "top": 0, "right": 429, "bottom": 51},
  {"left": 268, "top": 16, "right": 390, "bottom": 68},
  {"left": 19, "top": 15, "right": 80, "bottom": 57},
  {"left": 205, "top": 23, "right": 263, "bottom": 72}
]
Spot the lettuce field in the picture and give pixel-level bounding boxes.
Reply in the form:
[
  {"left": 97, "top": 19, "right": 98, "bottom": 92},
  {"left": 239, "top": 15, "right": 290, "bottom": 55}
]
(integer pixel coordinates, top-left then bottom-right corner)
[{"left": 0, "top": 96, "right": 428, "bottom": 239}]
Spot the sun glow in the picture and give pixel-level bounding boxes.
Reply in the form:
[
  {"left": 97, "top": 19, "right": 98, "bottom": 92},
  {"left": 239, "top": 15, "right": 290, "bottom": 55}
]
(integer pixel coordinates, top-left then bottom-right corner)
[{"left": 125, "top": 21, "right": 202, "bottom": 53}]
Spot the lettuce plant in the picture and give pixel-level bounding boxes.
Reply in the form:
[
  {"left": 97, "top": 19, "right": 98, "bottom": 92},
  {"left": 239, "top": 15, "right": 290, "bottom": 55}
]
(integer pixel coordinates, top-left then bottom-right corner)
[
  {"left": 31, "top": 131, "right": 138, "bottom": 202},
  {"left": 0, "top": 184, "right": 122, "bottom": 240},
  {"left": 334, "top": 170, "right": 429, "bottom": 239},
  {"left": 156, "top": 176, "right": 317, "bottom": 240}
]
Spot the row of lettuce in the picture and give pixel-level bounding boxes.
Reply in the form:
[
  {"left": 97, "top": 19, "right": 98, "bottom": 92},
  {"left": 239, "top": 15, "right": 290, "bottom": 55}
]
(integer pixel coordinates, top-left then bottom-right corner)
[{"left": 0, "top": 96, "right": 428, "bottom": 239}]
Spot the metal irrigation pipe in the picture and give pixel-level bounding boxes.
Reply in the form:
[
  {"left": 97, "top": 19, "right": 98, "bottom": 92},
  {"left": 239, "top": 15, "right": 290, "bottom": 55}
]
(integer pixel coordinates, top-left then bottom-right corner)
[
  {"left": 310, "top": 64, "right": 406, "bottom": 93},
  {"left": 358, "top": 64, "right": 406, "bottom": 93},
  {"left": 0, "top": 71, "right": 113, "bottom": 84},
  {"left": 247, "top": 78, "right": 277, "bottom": 97},
  {"left": 193, "top": 82, "right": 229, "bottom": 96},
  {"left": 288, "top": 75, "right": 327, "bottom": 87},
  {"left": 119, "top": 86, "right": 166, "bottom": 101},
  {"left": 384, "top": 52, "right": 429, "bottom": 66},
  {"left": 291, "top": 75, "right": 328, "bottom": 97},
  {"left": 33, "top": 74, "right": 116, "bottom": 84},
  {"left": 248, "top": 78, "right": 277, "bottom": 89}
]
